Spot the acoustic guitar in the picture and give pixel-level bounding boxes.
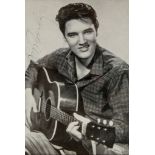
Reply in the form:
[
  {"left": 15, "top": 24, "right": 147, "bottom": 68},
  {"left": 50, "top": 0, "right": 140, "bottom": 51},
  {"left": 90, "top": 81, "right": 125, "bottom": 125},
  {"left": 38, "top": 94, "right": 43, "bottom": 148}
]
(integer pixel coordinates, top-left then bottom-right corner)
[{"left": 30, "top": 67, "right": 115, "bottom": 153}]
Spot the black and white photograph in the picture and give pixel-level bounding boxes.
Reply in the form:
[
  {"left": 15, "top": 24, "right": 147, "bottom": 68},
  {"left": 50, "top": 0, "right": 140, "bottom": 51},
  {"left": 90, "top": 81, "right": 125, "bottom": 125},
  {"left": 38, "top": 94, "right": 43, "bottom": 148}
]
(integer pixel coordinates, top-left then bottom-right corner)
[{"left": 25, "top": 0, "right": 129, "bottom": 155}]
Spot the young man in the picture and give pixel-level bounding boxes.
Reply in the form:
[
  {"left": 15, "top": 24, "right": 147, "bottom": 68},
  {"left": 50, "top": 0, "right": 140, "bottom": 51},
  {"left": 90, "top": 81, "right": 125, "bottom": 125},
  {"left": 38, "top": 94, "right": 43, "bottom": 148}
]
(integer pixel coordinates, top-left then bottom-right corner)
[{"left": 25, "top": 3, "right": 129, "bottom": 155}]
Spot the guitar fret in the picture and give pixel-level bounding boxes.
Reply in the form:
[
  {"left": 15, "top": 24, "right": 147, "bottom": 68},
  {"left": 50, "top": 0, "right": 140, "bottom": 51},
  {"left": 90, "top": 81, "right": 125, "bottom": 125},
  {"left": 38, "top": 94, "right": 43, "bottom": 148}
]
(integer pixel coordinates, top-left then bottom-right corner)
[
  {"left": 39, "top": 100, "right": 75, "bottom": 126},
  {"left": 49, "top": 105, "right": 74, "bottom": 126}
]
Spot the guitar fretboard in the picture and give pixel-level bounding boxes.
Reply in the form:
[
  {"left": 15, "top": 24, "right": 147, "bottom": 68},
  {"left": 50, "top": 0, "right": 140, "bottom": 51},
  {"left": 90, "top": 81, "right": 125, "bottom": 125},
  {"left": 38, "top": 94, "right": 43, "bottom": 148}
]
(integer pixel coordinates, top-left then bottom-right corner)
[{"left": 49, "top": 105, "right": 75, "bottom": 126}]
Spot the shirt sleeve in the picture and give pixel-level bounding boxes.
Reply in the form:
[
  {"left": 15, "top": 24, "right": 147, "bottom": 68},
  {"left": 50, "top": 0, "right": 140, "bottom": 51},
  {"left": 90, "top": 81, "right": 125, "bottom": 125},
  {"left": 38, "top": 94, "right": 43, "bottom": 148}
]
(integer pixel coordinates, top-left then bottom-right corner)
[
  {"left": 108, "top": 64, "right": 129, "bottom": 143},
  {"left": 25, "top": 51, "right": 58, "bottom": 89},
  {"left": 25, "top": 60, "right": 39, "bottom": 89}
]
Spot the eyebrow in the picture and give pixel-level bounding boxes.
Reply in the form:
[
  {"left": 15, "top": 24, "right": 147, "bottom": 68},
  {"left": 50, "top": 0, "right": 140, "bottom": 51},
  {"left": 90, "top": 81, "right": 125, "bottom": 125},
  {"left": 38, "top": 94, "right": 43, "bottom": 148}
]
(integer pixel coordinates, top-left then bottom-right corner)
[
  {"left": 66, "top": 27, "right": 94, "bottom": 37},
  {"left": 67, "top": 32, "right": 78, "bottom": 36},
  {"left": 83, "top": 28, "right": 94, "bottom": 33}
]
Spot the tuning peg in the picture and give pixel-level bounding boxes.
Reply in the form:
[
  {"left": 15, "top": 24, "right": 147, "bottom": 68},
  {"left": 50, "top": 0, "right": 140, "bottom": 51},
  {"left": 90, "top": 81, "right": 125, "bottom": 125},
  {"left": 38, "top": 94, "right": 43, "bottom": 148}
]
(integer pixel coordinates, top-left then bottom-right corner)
[
  {"left": 102, "top": 140, "right": 106, "bottom": 143},
  {"left": 97, "top": 126, "right": 102, "bottom": 130},
  {"left": 97, "top": 118, "right": 101, "bottom": 124},
  {"left": 102, "top": 119, "right": 107, "bottom": 125},
  {"left": 109, "top": 120, "right": 113, "bottom": 126},
  {"left": 96, "top": 137, "right": 100, "bottom": 141},
  {"left": 91, "top": 125, "right": 95, "bottom": 128},
  {"left": 90, "top": 135, "right": 94, "bottom": 138}
]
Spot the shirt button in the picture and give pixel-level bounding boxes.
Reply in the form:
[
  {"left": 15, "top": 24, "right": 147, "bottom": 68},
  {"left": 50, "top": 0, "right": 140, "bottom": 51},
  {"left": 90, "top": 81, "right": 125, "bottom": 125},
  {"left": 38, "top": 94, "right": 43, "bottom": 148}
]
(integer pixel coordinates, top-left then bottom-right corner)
[{"left": 97, "top": 118, "right": 101, "bottom": 124}]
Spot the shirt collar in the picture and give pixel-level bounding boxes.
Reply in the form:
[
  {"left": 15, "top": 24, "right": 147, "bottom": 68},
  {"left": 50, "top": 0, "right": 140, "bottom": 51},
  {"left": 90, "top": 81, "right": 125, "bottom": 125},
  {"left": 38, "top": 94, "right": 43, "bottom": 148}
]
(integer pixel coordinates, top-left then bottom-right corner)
[
  {"left": 89, "top": 45, "right": 104, "bottom": 75},
  {"left": 75, "top": 57, "right": 90, "bottom": 80},
  {"left": 66, "top": 49, "right": 74, "bottom": 67}
]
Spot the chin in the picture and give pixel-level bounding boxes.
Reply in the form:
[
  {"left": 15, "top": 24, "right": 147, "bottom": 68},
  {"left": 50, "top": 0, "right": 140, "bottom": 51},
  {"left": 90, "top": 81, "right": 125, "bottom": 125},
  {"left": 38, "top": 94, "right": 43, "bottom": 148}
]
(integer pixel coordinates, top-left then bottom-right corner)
[{"left": 77, "top": 53, "right": 91, "bottom": 59}]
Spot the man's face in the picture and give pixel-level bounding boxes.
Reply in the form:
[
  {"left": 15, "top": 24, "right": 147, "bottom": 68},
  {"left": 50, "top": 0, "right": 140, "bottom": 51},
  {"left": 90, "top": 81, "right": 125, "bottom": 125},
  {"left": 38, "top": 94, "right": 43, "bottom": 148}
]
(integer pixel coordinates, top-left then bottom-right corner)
[{"left": 64, "top": 18, "right": 97, "bottom": 63}]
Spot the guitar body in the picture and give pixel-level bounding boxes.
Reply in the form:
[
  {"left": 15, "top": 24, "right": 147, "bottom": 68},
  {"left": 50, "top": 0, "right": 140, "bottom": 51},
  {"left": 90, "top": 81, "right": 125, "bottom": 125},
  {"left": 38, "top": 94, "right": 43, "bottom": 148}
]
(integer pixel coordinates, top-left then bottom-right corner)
[
  {"left": 30, "top": 67, "right": 116, "bottom": 153},
  {"left": 30, "top": 67, "right": 79, "bottom": 146}
]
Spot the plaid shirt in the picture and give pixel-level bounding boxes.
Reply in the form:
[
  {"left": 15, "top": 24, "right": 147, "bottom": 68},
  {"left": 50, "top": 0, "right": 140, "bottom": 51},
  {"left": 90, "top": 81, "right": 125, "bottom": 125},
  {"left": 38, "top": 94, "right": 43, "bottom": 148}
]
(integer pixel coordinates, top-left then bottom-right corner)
[{"left": 26, "top": 44, "right": 129, "bottom": 143}]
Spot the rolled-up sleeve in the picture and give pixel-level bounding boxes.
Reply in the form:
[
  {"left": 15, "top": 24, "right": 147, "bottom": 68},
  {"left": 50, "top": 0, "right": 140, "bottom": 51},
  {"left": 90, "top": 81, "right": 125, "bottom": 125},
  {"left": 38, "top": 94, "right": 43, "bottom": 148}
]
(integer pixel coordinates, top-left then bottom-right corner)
[{"left": 108, "top": 65, "right": 129, "bottom": 143}]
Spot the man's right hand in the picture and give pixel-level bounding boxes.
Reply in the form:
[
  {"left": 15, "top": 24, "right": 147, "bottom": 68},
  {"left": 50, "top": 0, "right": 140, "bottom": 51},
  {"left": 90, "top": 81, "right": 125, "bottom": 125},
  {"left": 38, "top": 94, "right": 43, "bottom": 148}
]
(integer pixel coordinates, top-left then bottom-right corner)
[{"left": 25, "top": 88, "right": 37, "bottom": 128}]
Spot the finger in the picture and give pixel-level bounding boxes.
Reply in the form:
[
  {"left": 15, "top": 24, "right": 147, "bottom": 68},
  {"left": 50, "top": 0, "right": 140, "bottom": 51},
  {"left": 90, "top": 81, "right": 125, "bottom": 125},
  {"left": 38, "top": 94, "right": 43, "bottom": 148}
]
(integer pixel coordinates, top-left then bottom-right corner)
[
  {"left": 25, "top": 108, "right": 32, "bottom": 128},
  {"left": 71, "top": 135, "right": 81, "bottom": 142},
  {"left": 32, "top": 105, "right": 37, "bottom": 112},
  {"left": 25, "top": 113, "right": 32, "bottom": 128},
  {"left": 71, "top": 128, "right": 82, "bottom": 140},
  {"left": 73, "top": 113, "right": 90, "bottom": 123},
  {"left": 26, "top": 112, "right": 31, "bottom": 127},
  {"left": 73, "top": 113, "right": 84, "bottom": 120},
  {"left": 71, "top": 135, "right": 80, "bottom": 142},
  {"left": 67, "top": 125, "right": 80, "bottom": 134},
  {"left": 72, "top": 125, "right": 80, "bottom": 131},
  {"left": 32, "top": 99, "right": 37, "bottom": 112},
  {"left": 74, "top": 131, "right": 82, "bottom": 140},
  {"left": 25, "top": 118, "right": 31, "bottom": 128},
  {"left": 66, "top": 121, "right": 79, "bottom": 132},
  {"left": 69, "top": 126, "right": 82, "bottom": 140}
]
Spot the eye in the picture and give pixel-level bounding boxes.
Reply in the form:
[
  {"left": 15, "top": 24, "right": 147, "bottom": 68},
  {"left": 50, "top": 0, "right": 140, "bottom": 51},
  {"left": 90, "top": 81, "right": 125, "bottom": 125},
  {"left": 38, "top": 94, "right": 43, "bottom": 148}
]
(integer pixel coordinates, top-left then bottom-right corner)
[
  {"left": 84, "top": 29, "right": 94, "bottom": 34},
  {"left": 67, "top": 32, "right": 78, "bottom": 38}
]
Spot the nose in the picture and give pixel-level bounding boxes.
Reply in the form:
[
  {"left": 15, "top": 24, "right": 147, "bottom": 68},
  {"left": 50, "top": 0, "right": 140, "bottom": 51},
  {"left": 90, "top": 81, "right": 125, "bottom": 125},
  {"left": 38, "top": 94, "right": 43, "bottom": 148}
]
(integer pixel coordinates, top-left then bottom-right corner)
[{"left": 78, "top": 34, "right": 86, "bottom": 45}]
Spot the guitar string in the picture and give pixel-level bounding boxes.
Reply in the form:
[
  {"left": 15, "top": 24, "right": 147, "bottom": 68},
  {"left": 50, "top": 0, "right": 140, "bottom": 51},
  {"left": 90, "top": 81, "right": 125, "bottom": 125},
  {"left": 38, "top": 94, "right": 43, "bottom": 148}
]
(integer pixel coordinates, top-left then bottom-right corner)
[{"left": 38, "top": 99, "right": 74, "bottom": 125}]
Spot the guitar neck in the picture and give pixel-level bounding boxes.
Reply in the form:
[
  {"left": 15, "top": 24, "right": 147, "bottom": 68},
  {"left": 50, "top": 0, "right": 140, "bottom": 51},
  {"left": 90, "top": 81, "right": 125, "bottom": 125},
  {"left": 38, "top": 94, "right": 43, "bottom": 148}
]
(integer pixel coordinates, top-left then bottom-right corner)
[{"left": 50, "top": 105, "right": 75, "bottom": 126}]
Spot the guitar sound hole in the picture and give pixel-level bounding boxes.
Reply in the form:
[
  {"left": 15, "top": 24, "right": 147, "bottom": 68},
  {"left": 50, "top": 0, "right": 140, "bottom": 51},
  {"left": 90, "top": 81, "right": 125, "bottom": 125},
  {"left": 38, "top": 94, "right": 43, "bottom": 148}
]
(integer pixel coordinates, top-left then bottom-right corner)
[{"left": 45, "top": 99, "right": 51, "bottom": 121}]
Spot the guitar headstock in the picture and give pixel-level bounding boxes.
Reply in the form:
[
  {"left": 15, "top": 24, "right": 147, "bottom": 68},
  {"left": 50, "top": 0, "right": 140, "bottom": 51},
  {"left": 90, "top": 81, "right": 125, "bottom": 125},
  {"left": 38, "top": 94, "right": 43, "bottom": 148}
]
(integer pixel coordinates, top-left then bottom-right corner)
[{"left": 86, "top": 120, "right": 115, "bottom": 148}]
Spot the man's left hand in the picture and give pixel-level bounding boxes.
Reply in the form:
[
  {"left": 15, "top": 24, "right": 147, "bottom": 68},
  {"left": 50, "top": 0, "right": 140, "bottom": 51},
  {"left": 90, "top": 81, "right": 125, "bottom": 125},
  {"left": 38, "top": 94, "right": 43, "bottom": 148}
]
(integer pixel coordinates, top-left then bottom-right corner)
[
  {"left": 66, "top": 121, "right": 82, "bottom": 141},
  {"left": 66, "top": 113, "right": 91, "bottom": 141}
]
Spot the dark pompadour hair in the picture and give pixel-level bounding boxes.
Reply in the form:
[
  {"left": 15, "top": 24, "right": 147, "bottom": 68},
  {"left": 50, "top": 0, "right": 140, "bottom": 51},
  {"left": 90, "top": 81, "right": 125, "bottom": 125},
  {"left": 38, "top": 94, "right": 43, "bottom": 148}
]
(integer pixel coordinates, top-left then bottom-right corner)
[{"left": 55, "top": 3, "right": 99, "bottom": 35}]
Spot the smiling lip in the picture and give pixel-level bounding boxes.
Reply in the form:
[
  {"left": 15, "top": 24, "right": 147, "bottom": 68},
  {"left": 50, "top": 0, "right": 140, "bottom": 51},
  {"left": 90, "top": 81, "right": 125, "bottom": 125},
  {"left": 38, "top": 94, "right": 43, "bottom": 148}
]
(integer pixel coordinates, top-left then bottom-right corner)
[{"left": 78, "top": 45, "right": 90, "bottom": 51}]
